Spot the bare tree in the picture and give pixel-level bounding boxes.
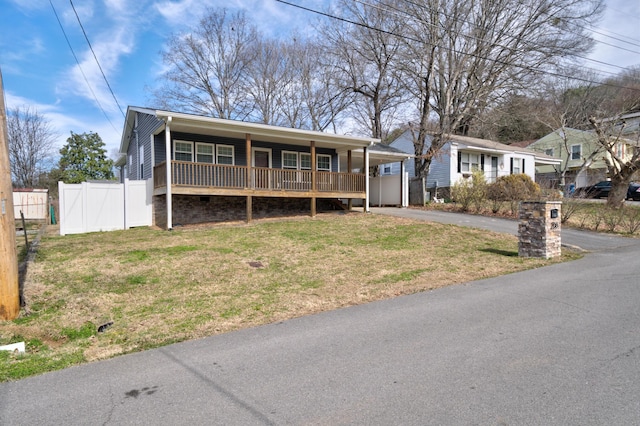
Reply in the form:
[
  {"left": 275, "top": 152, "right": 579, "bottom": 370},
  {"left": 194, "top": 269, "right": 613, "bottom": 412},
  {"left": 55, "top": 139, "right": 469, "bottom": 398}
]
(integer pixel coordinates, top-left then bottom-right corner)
[
  {"left": 469, "top": 92, "right": 550, "bottom": 142},
  {"left": 153, "top": 8, "right": 349, "bottom": 132},
  {"left": 589, "top": 116, "right": 640, "bottom": 207},
  {"left": 279, "top": 40, "right": 353, "bottom": 132},
  {"left": 7, "top": 106, "right": 57, "bottom": 188},
  {"left": 154, "top": 8, "right": 258, "bottom": 120},
  {"left": 392, "top": 0, "right": 604, "bottom": 179},
  {"left": 320, "top": 0, "right": 407, "bottom": 138},
  {"left": 246, "top": 38, "right": 291, "bottom": 125}
]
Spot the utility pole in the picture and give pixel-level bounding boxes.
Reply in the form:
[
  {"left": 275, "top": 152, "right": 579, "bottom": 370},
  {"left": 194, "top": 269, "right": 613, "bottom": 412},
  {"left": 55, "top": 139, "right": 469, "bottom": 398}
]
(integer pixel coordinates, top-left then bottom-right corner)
[{"left": 0, "top": 68, "right": 20, "bottom": 320}]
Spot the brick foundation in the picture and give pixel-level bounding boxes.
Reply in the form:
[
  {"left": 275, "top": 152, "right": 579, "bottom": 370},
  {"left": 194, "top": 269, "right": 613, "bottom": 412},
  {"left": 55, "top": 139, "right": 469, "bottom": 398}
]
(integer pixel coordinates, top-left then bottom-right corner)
[{"left": 153, "top": 195, "right": 344, "bottom": 228}]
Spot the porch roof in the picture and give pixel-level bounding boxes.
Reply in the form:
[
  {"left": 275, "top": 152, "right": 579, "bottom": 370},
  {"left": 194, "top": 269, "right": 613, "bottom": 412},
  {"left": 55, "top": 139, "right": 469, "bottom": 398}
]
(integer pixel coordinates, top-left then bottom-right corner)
[{"left": 119, "top": 106, "right": 380, "bottom": 155}]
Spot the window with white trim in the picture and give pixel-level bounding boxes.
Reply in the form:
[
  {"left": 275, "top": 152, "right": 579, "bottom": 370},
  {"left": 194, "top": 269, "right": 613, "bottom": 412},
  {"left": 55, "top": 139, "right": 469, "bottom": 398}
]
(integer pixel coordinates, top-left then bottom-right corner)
[
  {"left": 317, "top": 154, "right": 331, "bottom": 171},
  {"left": 174, "top": 141, "right": 193, "bottom": 162},
  {"left": 282, "top": 151, "right": 298, "bottom": 169},
  {"left": 383, "top": 164, "right": 391, "bottom": 174},
  {"left": 460, "top": 152, "right": 480, "bottom": 173},
  {"left": 300, "top": 153, "right": 311, "bottom": 170},
  {"left": 512, "top": 158, "right": 523, "bottom": 174},
  {"left": 139, "top": 145, "right": 144, "bottom": 178},
  {"left": 196, "top": 143, "right": 214, "bottom": 163},
  {"left": 570, "top": 144, "right": 581, "bottom": 160},
  {"left": 616, "top": 143, "right": 625, "bottom": 158},
  {"left": 216, "top": 145, "right": 234, "bottom": 165}
]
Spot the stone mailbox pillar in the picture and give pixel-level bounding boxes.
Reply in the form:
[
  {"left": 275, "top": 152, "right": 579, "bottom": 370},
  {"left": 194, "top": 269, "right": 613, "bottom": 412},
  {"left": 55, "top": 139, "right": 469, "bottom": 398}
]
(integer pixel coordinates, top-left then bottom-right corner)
[{"left": 518, "top": 201, "right": 561, "bottom": 259}]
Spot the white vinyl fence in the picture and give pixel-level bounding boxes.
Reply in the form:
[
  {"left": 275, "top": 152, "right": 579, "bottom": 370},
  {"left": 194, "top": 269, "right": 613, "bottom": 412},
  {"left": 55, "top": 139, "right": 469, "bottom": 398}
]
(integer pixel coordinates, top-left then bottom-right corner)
[
  {"left": 369, "top": 172, "right": 409, "bottom": 207},
  {"left": 59, "top": 179, "right": 152, "bottom": 235}
]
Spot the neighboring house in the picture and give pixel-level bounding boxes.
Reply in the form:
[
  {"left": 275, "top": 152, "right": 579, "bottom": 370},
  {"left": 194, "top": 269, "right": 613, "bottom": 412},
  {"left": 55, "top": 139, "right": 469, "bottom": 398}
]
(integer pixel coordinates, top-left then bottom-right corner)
[
  {"left": 381, "top": 130, "right": 560, "bottom": 196},
  {"left": 602, "top": 111, "right": 640, "bottom": 139},
  {"left": 116, "top": 107, "right": 408, "bottom": 229},
  {"left": 528, "top": 128, "right": 634, "bottom": 189}
]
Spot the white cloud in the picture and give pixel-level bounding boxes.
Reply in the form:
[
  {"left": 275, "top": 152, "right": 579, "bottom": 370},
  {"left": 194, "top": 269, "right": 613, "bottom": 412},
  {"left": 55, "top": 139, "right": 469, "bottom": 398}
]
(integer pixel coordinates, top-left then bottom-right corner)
[
  {"left": 6, "top": 0, "right": 50, "bottom": 12},
  {"left": 5, "top": 91, "right": 123, "bottom": 157},
  {"left": 62, "top": 30, "right": 133, "bottom": 115},
  {"left": 153, "top": 0, "right": 208, "bottom": 27},
  {"left": 60, "top": 0, "right": 95, "bottom": 27},
  {"left": 5, "top": 91, "right": 82, "bottom": 151},
  {"left": 55, "top": 0, "right": 140, "bottom": 114}
]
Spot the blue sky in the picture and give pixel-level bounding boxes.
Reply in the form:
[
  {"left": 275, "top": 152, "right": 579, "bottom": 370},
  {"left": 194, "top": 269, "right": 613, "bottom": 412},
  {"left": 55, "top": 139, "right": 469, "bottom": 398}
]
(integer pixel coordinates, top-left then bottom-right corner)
[{"left": 1, "top": 0, "right": 639, "bottom": 158}]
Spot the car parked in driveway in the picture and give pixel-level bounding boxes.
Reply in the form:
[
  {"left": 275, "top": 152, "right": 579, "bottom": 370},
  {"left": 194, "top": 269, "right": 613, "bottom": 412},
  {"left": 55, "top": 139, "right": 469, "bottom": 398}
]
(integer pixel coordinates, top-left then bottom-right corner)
[
  {"left": 575, "top": 180, "right": 640, "bottom": 200},
  {"left": 628, "top": 183, "right": 640, "bottom": 201}
]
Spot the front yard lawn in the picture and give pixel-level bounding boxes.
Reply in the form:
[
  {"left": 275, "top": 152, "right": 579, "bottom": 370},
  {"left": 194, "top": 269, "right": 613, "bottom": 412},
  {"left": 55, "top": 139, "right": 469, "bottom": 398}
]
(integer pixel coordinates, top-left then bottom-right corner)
[{"left": 0, "top": 213, "right": 580, "bottom": 381}]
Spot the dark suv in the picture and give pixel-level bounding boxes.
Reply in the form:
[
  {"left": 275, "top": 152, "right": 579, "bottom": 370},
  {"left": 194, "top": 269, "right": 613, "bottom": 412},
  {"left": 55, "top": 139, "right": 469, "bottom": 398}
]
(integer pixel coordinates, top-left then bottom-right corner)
[{"left": 575, "top": 181, "right": 640, "bottom": 200}]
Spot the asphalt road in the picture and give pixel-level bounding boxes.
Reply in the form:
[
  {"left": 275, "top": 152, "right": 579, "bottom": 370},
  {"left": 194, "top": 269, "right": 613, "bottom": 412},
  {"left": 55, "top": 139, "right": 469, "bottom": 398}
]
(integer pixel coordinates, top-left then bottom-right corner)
[{"left": 1, "top": 208, "right": 639, "bottom": 425}]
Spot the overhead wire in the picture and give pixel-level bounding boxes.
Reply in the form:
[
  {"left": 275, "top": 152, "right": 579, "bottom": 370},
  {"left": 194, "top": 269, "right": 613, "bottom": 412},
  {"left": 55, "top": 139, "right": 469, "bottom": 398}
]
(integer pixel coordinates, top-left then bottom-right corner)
[
  {"left": 275, "top": 0, "right": 640, "bottom": 92},
  {"left": 49, "top": 0, "right": 120, "bottom": 133},
  {"left": 69, "top": 0, "right": 126, "bottom": 119},
  {"left": 358, "top": 0, "right": 639, "bottom": 78}
]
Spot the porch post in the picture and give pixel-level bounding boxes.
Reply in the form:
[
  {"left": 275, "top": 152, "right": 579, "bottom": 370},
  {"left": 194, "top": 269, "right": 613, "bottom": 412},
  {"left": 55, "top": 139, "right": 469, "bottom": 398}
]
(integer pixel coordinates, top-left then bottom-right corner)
[
  {"left": 165, "top": 117, "right": 173, "bottom": 230},
  {"left": 311, "top": 141, "right": 316, "bottom": 217},
  {"left": 246, "top": 133, "right": 252, "bottom": 222},
  {"left": 364, "top": 146, "right": 370, "bottom": 213},
  {"left": 347, "top": 150, "right": 353, "bottom": 211},
  {"left": 400, "top": 160, "right": 405, "bottom": 207}
]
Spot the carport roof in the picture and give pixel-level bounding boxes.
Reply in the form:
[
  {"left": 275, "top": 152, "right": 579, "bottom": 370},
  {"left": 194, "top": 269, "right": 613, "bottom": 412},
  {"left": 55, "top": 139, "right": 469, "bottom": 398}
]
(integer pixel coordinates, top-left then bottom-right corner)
[{"left": 340, "top": 143, "right": 413, "bottom": 171}]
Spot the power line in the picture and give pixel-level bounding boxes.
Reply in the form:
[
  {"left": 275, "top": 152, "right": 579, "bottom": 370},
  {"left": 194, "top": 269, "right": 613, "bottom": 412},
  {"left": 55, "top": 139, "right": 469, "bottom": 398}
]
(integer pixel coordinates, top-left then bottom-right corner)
[
  {"left": 275, "top": 0, "right": 640, "bottom": 92},
  {"left": 69, "top": 0, "right": 126, "bottom": 118},
  {"left": 49, "top": 0, "right": 120, "bottom": 133},
  {"left": 357, "top": 0, "right": 638, "bottom": 78}
]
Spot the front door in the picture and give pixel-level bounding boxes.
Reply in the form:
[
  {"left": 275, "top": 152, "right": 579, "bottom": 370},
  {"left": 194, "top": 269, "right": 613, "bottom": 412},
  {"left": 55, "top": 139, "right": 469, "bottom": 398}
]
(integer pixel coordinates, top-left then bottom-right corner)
[
  {"left": 253, "top": 149, "right": 271, "bottom": 168},
  {"left": 491, "top": 156, "right": 498, "bottom": 183},
  {"left": 252, "top": 148, "right": 272, "bottom": 189}
]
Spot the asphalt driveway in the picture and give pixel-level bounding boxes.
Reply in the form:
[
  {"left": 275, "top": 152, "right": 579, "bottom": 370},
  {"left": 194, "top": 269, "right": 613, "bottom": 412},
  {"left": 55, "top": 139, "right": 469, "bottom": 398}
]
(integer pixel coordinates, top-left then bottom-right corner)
[
  {"left": 371, "top": 206, "right": 638, "bottom": 252},
  {"left": 1, "top": 209, "right": 639, "bottom": 425}
]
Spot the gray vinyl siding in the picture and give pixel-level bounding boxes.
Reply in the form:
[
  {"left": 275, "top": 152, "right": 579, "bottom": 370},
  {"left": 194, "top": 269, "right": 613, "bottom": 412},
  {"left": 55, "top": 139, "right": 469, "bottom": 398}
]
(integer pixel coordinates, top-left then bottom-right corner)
[
  {"left": 425, "top": 147, "right": 451, "bottom": 189},
  {"left": 387, "top": 131, "right": 452, "bottom": 187},
  {"left": 137, "top": 113, "right": 162, "bottom": 180},
  {"left": 153, "top": 131, "right": 338, "bottom": 171},
  {"left": 388, "top": 132, "right": 417, "bottom": 177},
  {"left": 127, "top": 112, "right": 163, "bottom": 181}
]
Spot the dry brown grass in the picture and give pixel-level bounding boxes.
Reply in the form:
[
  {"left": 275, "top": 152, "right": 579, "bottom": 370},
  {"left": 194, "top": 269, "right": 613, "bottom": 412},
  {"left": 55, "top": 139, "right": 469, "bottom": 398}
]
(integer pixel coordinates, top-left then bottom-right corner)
[{"left": 1, "top": 212, "right": 579, "bottom": 380}]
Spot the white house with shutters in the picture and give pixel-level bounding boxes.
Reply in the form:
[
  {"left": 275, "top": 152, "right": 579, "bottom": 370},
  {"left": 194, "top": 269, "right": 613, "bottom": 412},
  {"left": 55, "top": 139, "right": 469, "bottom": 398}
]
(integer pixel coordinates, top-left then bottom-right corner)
[{"left": 381, "top": 130, "right": 560, "bottom": 194}]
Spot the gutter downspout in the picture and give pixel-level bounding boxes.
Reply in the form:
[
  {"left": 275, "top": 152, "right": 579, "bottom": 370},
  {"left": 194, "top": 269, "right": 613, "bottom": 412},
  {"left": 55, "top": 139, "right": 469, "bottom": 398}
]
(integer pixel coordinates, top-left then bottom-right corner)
[{"left": 165, "top": 116, "right": 172, "bottom": 230}]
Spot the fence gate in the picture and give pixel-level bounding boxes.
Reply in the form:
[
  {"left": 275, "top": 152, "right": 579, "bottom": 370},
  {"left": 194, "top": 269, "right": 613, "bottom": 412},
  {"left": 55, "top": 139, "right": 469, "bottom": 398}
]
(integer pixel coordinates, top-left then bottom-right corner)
[
  {"left": 409, "top": 177, "right": 427, "bottom": 205},
  {"left": 59, "top": 180, "right": 152, "bottom": 235}
]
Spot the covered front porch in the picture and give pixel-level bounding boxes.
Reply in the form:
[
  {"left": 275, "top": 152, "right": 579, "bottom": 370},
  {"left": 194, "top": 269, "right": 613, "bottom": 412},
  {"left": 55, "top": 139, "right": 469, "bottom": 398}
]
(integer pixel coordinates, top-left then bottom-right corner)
[{"left": 155, "top": 111, "right": 381, "bottom": 229}]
